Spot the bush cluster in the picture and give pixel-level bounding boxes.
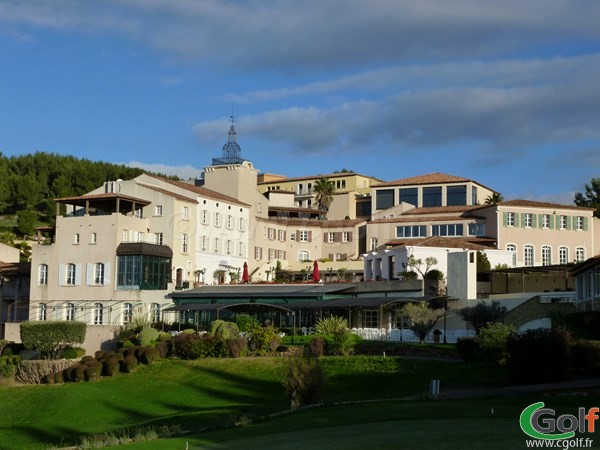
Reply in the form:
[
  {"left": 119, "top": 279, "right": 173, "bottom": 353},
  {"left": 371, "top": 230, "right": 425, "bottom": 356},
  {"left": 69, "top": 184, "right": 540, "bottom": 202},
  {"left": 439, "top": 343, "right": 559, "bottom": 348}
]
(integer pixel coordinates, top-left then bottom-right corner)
[
  {"left": 282, "top": 355, "right": 324, "bottom": 409},
  {"left": 172, "top": 334, "right": 228, "bottom": 359},
  {"left": 249, "top": 325, "right": 281, "bottom": 356},
  {"left": 0, "top": 355, "right": 21, "bottom": 378}
]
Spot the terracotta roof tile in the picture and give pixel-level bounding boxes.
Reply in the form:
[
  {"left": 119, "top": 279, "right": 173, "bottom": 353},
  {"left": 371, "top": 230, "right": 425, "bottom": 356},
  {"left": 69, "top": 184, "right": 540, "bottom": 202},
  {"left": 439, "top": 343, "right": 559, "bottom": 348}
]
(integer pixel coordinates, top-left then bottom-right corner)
[
  {"left": 257, "top": 172, "right": 382, "bottom": 185},
  {"left": 498, "top": 199, "right": 595, "bottom": 212},
  {"left": 373, "top": 172, "right": 470, "bottom": 187},
  {"left": 384, "top": 236, "right": 496, "bottom": 250}
]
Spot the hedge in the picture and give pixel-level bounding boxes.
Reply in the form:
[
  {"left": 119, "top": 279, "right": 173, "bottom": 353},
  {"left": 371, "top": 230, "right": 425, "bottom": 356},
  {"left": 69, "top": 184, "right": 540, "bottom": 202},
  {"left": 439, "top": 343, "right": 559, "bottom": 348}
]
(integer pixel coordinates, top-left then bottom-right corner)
[{"left": 20, "top": 321, "right": 87, "bottom": 359}]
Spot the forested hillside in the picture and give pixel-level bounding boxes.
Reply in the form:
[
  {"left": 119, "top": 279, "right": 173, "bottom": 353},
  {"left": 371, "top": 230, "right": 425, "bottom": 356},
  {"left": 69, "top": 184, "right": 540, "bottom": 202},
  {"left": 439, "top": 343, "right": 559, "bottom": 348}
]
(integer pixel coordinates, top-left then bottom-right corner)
[{"left": 0, "top": 152, "right": 170, "bottom": 236}]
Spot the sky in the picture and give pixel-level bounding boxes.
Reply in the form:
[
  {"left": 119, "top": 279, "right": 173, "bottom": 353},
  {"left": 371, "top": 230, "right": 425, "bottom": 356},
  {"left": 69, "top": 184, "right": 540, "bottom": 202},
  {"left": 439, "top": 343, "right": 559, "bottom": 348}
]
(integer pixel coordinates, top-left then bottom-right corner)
[{"left": 1, "top": 1, "right": 599, "bottom": 204}]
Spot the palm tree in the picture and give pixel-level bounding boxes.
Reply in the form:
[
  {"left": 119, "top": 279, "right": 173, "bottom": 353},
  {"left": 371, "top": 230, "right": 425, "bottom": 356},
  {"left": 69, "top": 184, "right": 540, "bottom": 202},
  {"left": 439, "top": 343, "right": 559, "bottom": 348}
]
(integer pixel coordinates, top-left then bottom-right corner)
[
  {"left": 484, "top": 192, "right": 504, "bottom": 205},
  {"left": 313, "top": 177, "right": 336, "bottom": 211}
]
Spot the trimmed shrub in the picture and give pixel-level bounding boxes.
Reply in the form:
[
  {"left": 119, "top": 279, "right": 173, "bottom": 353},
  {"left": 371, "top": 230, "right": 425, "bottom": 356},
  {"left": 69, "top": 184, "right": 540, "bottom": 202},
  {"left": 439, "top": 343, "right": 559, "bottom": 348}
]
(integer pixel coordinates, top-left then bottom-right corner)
[
  {"left": 140, "top": 347, "right": 160, "bottom": 365},
  {"left": 282, "top": 355, "right": 325, "bottom": 409},
  {"left": 20, "top": 321, "right": 86, "bottom": 359},
  {"left": 95, "top": 350, "right": 107, "bottom": 360},
  {"left": 307, "top": 336, "right": 328, "bottom": 357},
  {"left": 213, "top": 321, "right": 240, "bottom": 340},
  {"left": 80, "top": 355, "right": 95, "bottom": 363},
  {"left": 72, "top": 364, "right": 86, "bottom": 383},
  {"left": 62, "top": 346, "right": 86, "bottom": 359},
  {"left": 456, "top": 337, "right": 481, "bottom": 362},
  {"left": 84, "top": 360, "right": 103, "bottom": 381},
  {"left": 181, "top": 329, "right": 196, "bottom": 335},
  {"left": 134, "top": 346, "right": 146, "bottom": 360},
  {"left": 102, "top": 357, "right": 120, "bottom": 376},
  {"left": 43, "top": 372, "right": 55, "bottom": 384},
  {"left": 226, "top": 337, "right": 248, "bottom": 358},
  {"left": 54, "top": 371, "right": 65, "bottom": 384},
  {"left": 172, "top": 333, "right": 228, "bottom": 359},
  {"left": 507, "top": 328, "right": 571, "bottom": 383},
  {"left": 120, "top": 354, "right": 138, "bottom": 373},
  {"left": 138, "top": 327, "right": 160, "bottom": 347},
  {"left": 155, "top": 341, "right": 172, "bottom": 358},
  {"left": 0, "top": 355, "right": 21, "bottom": 379}
]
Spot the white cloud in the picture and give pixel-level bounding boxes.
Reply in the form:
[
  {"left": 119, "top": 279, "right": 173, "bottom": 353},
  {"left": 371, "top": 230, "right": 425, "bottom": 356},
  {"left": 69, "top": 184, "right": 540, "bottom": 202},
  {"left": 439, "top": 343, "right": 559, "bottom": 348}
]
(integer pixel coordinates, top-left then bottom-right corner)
[{"left": 125, "top": 161, "right": 202, "bottom": 179}]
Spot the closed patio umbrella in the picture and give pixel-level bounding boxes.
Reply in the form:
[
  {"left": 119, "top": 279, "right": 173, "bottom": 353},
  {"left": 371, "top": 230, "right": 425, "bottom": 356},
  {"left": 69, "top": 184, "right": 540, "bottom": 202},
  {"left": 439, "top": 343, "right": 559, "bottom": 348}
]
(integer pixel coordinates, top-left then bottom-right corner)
[
  {"left": 312, "top": 260, "right": 321, "bottom": 282},
  {"left": 242, "top": 261, "right": 249, "bottom": 283}
]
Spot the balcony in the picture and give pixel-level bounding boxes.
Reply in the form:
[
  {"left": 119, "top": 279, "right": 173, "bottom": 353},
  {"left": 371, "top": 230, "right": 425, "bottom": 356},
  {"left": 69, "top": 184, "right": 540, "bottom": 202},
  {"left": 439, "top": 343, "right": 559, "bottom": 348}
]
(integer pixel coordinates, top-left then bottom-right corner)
[{"left": 538, "top": 292, "right": 576, "bottom": 304}]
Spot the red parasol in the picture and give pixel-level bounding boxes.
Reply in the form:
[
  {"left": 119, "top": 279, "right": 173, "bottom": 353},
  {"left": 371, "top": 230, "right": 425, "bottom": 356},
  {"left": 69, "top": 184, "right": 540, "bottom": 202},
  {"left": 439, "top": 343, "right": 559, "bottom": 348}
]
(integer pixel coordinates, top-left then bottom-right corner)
[
  {"left": 312, "top": 260, "right": 321, "bottom": 282},
  {"left": 242, "top": 261, "right": 249, "bottom": 283}
]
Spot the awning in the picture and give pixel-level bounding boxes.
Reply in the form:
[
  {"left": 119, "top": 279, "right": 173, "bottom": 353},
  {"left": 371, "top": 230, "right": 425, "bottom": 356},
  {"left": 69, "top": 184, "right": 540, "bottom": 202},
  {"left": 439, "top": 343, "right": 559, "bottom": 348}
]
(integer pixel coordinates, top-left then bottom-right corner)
[{"left": 164, "top": 302, "right": 294, "bottom": 314}]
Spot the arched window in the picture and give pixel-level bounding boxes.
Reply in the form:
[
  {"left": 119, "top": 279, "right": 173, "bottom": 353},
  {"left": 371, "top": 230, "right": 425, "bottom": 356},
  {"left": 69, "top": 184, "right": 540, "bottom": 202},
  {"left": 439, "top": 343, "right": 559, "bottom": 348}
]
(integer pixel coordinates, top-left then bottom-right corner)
[
  {"left": 576, "top": 247, "right": 585, "bottom": 262},
  {"left": 66, "top": 263, "right": 76, "bottom": 285},
  {"left": 298, "top": 250, "right": 310, "bottom": 262},
  {"left": 94, "top": 263, "right": 105, "bottom": 285},
  {"left": 94, "top": 303, "right": 103, "bottom": 325},
  {"left": 39, "top": 264, "right": 48, "bottom": 285},
  {"left": 123, "top": 303, "right": 133, "bottom": 324},
  {"left": 524, "top": 245, "right": 534, "bottom": 267},
  {"left": 559, "top": 246, "right": 569, "bottom": 265},
  {"left": 541, "top": 246, "right": 551, "bottom": 266},
  {"left": 66, "top": 303, "right": 75, "bottom": 321},
  {"left": 151, "top": 303, "right": 160, "bottom": 323},
  {"left": 39, "top": 303, "right": 47, "bottom": 321}
]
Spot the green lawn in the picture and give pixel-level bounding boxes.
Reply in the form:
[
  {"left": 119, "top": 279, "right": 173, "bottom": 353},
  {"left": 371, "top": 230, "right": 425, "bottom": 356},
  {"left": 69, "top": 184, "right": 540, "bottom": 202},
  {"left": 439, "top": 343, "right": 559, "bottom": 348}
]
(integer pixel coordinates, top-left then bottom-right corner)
[{"left": 0, "top": 356, "right": 595, "bottom": 449}]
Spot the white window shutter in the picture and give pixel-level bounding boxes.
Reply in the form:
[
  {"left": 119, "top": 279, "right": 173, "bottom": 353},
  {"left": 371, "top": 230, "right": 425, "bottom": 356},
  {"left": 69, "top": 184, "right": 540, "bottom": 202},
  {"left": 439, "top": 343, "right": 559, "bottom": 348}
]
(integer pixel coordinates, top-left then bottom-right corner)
[
  {"left": 58, "top": 264, "right": 65, "bottom": 286},
  {"left": 104, "top": 263, "right": 111, "bottom": 285},
  {"left": 75, "top": 263, "right": 82, "bottom": 286},
  {"left": 86, "top": 263, "right": 93, "bottom": 285}
]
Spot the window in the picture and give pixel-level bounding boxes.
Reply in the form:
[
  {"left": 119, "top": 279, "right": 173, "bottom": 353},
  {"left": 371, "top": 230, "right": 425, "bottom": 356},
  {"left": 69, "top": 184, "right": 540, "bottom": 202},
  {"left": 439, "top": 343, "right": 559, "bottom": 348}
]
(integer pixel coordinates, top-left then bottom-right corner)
[
  {"left": 559, "top": 246, "right": 568, "bottom": 265},
  {"left": 214, "top": 238, "right": 220, "bottom": 253},
  {"left": 506, "top": 212, "right": 516, "bottom": 227},
  {"left": 524, "top": 213, "right": 533, "bottom": 228},
  {"left": 94, "top": 263, "right": 105, "bottom": 285},
  {"left": 342, "top": 231, "right": 350, "bottom": 242},
  {"left": 542, "top": 214, "right": 550, "bottom": 229},
  {"left": 541, "top": 246, "right": 551, "bottom": 266},
  {"left": 137, "top": 232, "right": 144, "bottom": 243},
  {"left": 39, "top": 264, "right": 48, "bottom": 285},
  {"left": 576, "top": 247, "right": 585, "bottom": 262},
  {"left": 226, "top": 215, "right": 233, "bottom": 229},
  {"left": 122, "top": 229, "right": 129, "bottom": 242},
  {"left": 90, "top": 232, "right": 97, "bottom": 244},
  {"left": 468, "top": 223, "right": 485, "bottom": 236},
  {"left": 396, "top": 225, "right": 426, "bottom": 238},
  {"left": 181, "top": 234, "right": 189, "bottom": 253},
  {"left": 399, "top": 187, "right": 418, "bottom": 207},
  {"left": 524, "top": 245, "right": 534, "bottom": 267},
  {"left": 506, "top": 244, "right": 517, "bottom": 252},
  {"left": 446, "top": 185, "right": 467, "bottom": 206},
  {"left": 66, "top": 263, "right": 76, "bottom": 285},
  {"left": 155, "top": 205, "right": 163, "bottom": 216},
  {"left": 94, "top": 303, "right": 103, "bottom": 325},
  {"left": 576, "top": 216, "right": 584, "bottom": 231},
  {"left": 432, "top": 224, "right": 464, "bottom": 237},
  {"left": 123, "top": 303, "right": 133, "bottom": 324},
  {"left": 422, "top": 187, "right": 442, "bottom": 207},
  {"left": 151, "top": 303, "right": 160, "bottom": 323},
  {"left": 155, "top": 232, "right": 163, "bottom": 245},
  {"left": 278, "top": 250, "right": 285, "bottom": 259},
  {"left": 39, "top": 303, "right": 47, "bottom": 321},
  {"left": 299, "top": 230, "right": 308, "bottom": 242},
  {"left": 238, "top": 242, "right": 244, "bottom": 257},
  {"left": 74, "top": 233, "right": 80, "bottom": 244},
  {"left": 66, "top": 303, "right": 75, "bottom": 321},
  {"left": 559, "top": 215, "right": 567, "bottom": 230},
  {"left": 268, "top": 228, "right": 275, "bottom": 240},
  {"left": 201, "top": 210, "right": 209, "bottom": 224},
  {"left": 255, "top": 246, "right": 263, "bottom": 260},
  {"left": 226, "top": 240, "right": 232, "bottom": 255},
  {"left": 375, "top": 189, "right": 395, "bottom": 210},
  {"left": 201, "top": 236, "right": 208, "bottom": 251},
  {"left": 327, "top": 232, "right": 335, "bottom": 243},
  {"left": 278, "top": 230, "right": 286, "bottom": 241},
  {"left": 239, "top": 217, "right": 245, "bottom": 231},
  {"left": 117, "top": 254, "right": 171, "bottom": 290},
  {"left": 268, "top": 248, "right": 276, "bottom": 261},
  {"left": 298, "top": 250, "right": 310, "bottom": 262},
  {"left": 361, "top": 310, "right": 379, "bottom": 328},
  {"left": 134, "top": 209, "right": 143, "bottom": 219},
  {"left": 471, "top": 186, "right": 478, "bottom": 205},
  {"left": 183, "top": 206, "right": 189, "bottom": 220}
]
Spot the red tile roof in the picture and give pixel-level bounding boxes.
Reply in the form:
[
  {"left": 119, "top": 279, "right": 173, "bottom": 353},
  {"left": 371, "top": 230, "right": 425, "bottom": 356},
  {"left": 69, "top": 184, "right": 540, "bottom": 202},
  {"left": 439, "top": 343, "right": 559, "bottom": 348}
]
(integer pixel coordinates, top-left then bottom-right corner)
[
  {"left": 497, "top": 199, "right": 595, "bottom": 212},
  {"left": 384, "top": 236, "right": 496, "bottom": 250}
]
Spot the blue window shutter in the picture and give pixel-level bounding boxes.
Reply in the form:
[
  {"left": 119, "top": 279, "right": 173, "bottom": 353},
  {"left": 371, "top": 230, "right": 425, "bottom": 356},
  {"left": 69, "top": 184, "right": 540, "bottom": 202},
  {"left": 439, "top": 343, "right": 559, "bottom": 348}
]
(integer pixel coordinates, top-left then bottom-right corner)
[{"left": 584, "top": 217, "right": 589, "bottom": 231}]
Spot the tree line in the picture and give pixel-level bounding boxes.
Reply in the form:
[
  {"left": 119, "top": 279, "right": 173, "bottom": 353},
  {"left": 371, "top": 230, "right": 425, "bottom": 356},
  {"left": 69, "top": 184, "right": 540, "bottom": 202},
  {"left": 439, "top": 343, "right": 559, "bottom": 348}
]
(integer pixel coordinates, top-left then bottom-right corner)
[{"left": 0, "top": 152, "right": 178, "bottom": 234}]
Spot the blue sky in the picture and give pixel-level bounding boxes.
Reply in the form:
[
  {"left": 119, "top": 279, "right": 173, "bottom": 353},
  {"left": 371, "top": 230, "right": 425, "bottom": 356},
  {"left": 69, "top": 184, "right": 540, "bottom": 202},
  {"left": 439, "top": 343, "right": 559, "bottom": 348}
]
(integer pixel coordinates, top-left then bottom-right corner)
[{"left": 1, "top": 1, "right": 599, "bottom": 204}]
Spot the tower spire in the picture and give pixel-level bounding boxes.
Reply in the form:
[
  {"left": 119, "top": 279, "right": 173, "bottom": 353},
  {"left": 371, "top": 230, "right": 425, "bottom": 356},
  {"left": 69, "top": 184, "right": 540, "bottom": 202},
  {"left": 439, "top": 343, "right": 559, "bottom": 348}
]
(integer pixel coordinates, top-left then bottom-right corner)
[{"left": 211, "top": 111, "right": 244, "bottom": 166}]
